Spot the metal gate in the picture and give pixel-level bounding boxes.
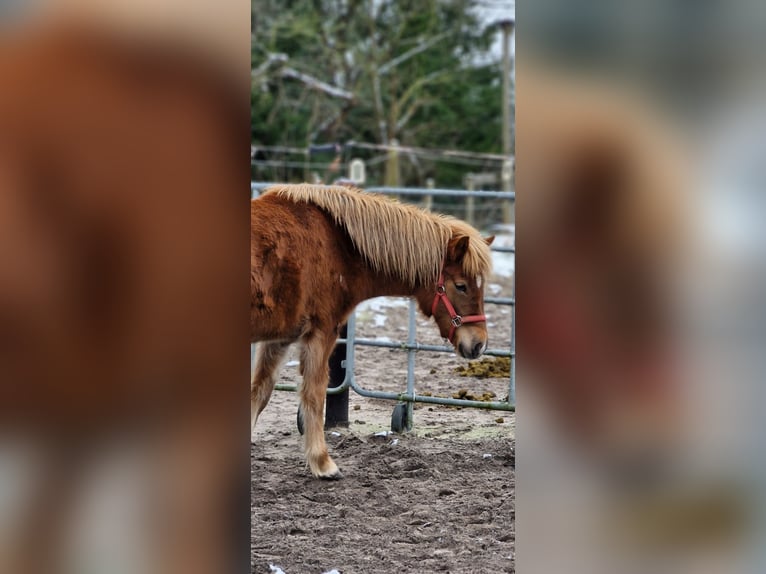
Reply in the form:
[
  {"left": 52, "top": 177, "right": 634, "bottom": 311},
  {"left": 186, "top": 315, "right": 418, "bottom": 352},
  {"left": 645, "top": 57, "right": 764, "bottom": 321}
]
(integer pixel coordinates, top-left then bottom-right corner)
[{"left": 251, "top": 182, "right": 515, "bottom": 431}]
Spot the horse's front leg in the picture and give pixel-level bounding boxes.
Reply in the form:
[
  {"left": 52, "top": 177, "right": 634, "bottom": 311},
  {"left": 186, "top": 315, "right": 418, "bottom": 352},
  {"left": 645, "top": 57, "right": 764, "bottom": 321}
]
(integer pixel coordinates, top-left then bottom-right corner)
[{"left": 298, "top": 332, "right": 341, "bottom": 479}]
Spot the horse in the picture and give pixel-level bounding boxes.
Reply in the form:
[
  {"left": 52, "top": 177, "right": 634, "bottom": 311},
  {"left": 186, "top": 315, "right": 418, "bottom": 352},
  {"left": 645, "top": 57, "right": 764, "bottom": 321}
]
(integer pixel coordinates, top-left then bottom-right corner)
[{"left": 251, "top": 184, "right": 494, "bottom": 479}]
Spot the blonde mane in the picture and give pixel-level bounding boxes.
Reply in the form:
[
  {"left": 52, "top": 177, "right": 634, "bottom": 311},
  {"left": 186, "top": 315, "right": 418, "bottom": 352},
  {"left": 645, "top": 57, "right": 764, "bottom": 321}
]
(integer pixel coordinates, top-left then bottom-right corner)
[{"left": 262, "top": 183, "right": 492, "bottom": 286}]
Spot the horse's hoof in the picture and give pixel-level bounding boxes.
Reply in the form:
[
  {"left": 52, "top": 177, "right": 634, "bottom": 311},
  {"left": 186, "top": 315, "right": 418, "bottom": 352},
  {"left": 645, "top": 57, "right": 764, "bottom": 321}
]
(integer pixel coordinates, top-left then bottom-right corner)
[{"left": 320, "top": 470, "right": 343, "bottom": 481}]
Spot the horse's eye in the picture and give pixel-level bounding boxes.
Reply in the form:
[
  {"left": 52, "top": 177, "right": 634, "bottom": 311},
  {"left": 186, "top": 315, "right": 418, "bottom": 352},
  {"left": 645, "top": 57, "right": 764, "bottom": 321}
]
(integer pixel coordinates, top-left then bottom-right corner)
[{"left": 455, "top": 283, "right": 467, "bottom": 293}]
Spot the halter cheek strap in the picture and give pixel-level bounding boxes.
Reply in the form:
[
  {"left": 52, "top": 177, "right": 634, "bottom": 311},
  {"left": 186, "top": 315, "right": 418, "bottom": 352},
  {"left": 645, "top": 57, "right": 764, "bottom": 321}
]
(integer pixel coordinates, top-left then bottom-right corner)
[{"left": 431, "top": 269, "right": 486, "bottom": 344}]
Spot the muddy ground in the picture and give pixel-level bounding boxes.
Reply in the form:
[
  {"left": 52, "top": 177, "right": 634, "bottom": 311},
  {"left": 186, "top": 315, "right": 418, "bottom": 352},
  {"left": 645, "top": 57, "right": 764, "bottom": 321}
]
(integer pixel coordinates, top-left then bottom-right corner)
[
  {"left": 252, "top": 255, "right": 515, "bottom": 574},
  {"left": 251, "top": 433, "right": 514, "bottom": 574}
]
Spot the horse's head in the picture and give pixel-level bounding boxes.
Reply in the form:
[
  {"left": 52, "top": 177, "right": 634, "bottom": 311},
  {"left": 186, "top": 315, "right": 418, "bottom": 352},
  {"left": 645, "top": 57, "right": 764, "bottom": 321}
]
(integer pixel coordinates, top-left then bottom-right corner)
[{"left": 418, "top": 234, "right": 495, "bottom": 359}]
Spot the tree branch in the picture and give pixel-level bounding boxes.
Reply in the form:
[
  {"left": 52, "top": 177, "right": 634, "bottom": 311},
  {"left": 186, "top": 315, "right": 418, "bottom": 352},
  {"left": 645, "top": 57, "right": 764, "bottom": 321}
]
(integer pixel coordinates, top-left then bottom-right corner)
[
  {"left": 378, "top": 33, "right": 450, "bottom": 76},
  {"left": 396, "top": 97, "right": 430, "bottom": 132},
  {"left": 396, "top": 70, "right": 449, "bottom": 112},
  {"left": 279, "top": 67, "right": 355, "bottom": 101},
  {"left": 251, "top": 53, "right": 288, "bottom": 83}
]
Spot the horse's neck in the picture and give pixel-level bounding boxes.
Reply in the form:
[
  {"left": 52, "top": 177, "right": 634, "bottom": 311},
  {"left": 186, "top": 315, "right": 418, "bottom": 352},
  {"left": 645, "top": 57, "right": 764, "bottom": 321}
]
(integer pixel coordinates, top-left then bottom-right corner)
[
  {"left": 354, "top": 271, "right": 409, "bottom": 300},
  {"left": 353, "top": 271, "right": 431, "bottom": 316}
]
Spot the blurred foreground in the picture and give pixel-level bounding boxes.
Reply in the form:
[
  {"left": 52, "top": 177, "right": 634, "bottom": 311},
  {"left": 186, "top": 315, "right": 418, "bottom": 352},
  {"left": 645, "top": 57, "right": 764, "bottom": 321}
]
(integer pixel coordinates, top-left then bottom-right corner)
[
  {"left": 0, "top": 3, "right": 250, "bottom": 573},
  {"left": 517, "top": 2, "right": 766, "bottom": 572}
]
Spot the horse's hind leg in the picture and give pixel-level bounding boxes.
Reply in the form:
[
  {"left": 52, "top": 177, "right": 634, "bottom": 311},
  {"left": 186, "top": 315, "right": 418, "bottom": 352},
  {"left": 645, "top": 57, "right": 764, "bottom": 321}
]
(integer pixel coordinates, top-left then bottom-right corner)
[
  {"left": 251, "top": 341, "right": 291, "bottom": 435},
  {"left": 299, "top": 333, "right": 341, "bottom": 479}
]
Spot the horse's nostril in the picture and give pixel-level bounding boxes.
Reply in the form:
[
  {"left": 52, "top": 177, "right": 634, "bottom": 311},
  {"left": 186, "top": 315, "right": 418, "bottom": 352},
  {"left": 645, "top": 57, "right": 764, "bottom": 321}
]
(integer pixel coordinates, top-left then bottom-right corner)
[{"left": 473, "top": 341, "right": 484, "bottom": 357}]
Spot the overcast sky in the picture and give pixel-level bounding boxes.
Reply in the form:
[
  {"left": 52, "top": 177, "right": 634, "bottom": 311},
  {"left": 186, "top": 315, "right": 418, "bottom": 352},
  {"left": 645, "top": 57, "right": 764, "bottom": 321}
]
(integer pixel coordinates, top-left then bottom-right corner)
[{"left": 475, "top": 1, "right": 515, "bottom": 61}]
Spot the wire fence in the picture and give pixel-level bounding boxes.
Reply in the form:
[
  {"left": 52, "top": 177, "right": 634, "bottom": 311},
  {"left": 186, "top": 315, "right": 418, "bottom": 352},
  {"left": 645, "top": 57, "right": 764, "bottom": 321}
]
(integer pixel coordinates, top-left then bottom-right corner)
[{"left": 250, "top": 144, "right": 514, "bottom": 196}]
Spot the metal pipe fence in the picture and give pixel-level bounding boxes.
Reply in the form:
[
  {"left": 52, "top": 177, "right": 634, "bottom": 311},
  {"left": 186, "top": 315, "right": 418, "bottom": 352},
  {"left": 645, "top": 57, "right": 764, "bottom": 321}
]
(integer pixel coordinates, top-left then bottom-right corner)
[{"left": 251, "top": 182, "right": 515, "bottom": 431}]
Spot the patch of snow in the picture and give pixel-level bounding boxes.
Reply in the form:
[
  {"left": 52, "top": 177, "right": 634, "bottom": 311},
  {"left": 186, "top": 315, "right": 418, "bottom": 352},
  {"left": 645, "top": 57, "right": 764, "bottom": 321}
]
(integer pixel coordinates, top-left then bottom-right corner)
[
  {"left": 488, "top": 283, "right": 502, "bottom": 295},
  {"left": 490, "top": 227, "right": 515, "bottom": 246},
  {"left": 492, "top": 252, "right": 514, "bottom": 278},
  {"left": 269, "top": 565, "right": 286, "bottom": 574},
  {"left": 483, "top": 453, "right": 493, "bottom": 459},
  {"left": 285, "top": 360, "right": 299, "bottom": 367},
  {"left": 489, "top": 230, "right": 515, "bottom": 278},
  {"left": 356, "top": 296, "right": 409, "bottom": 313}
]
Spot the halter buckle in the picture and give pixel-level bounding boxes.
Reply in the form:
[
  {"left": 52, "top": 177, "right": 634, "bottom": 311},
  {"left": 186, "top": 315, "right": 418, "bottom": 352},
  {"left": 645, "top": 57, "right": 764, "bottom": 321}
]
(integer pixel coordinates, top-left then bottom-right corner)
[
  {"left": 436, "top": 284, "right": 446, "bottom": 294},
  {"left": 451, "top": 315, "right": 463, "bottom": 328}
]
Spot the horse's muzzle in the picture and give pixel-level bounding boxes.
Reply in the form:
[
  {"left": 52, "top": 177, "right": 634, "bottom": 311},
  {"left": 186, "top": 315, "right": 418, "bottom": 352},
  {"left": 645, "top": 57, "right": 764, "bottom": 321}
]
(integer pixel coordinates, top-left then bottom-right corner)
[{"left": 459, "top": 339, "right": 487, "bottom": 360}]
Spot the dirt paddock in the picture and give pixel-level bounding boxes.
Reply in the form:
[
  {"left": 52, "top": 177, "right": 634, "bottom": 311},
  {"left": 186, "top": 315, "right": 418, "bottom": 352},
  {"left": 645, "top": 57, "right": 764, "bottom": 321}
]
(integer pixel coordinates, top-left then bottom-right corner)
[
  {"left": 251, "top": 430, "right": 515, "bottom": 574},
  {"left": 251, "top": 258, "right": 515, "bottom": 573}
]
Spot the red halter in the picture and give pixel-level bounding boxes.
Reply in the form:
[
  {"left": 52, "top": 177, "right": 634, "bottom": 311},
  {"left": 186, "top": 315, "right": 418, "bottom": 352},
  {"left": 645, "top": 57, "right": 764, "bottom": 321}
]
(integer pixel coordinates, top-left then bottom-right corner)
[{"left": 431, "top": 269, "right": 487, "bottom": 344}]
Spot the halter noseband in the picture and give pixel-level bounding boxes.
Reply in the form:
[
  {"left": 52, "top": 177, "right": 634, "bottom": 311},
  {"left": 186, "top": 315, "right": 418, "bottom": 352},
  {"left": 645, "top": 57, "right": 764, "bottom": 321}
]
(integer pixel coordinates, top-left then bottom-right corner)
[{"left": 431, "top": 268, "right": 486, "bottom": 344}]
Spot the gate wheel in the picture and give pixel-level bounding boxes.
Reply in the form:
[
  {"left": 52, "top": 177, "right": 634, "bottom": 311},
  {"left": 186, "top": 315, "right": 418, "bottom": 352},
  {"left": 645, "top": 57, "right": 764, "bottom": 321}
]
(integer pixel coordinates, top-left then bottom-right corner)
[{"left": 390, "top": 402, "right": 411, "bottom": 433}]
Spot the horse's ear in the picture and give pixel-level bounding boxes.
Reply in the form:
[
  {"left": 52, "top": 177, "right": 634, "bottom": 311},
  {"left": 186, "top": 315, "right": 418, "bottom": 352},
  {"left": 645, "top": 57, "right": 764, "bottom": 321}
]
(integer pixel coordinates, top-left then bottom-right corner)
[
  {"left": 484, "top": 235, "right": 495, "bottom": 246},
  {"left": 448, "top": 236, "right": 470, "bottom": 262}
]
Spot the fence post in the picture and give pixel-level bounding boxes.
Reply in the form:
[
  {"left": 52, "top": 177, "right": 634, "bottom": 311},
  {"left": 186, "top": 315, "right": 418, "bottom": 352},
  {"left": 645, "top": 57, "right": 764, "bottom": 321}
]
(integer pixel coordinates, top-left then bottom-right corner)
[
  {"left": 325, "top": 323, "right": 349, "bottom": 428},
  {"left": 501, "top": 18, "right": 515, "bottom": 224},
  {"left": 424, "top": 177, "right": 434, "bottom": 211},
  {"left": 502, "top": 158, "right": 514, "bottom": 223},
  {"left": 385, "top": 139, "right": 400, "bottom": 199},
  {"left": 465, "top": 174, "right": 476, "bottom": 226}
]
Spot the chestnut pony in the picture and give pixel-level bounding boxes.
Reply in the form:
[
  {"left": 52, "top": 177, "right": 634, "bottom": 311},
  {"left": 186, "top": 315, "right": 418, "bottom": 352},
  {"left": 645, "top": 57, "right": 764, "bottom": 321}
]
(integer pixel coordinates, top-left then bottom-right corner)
[{"left": 252, "top": 184, "right": 494, "bottom": 479}]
